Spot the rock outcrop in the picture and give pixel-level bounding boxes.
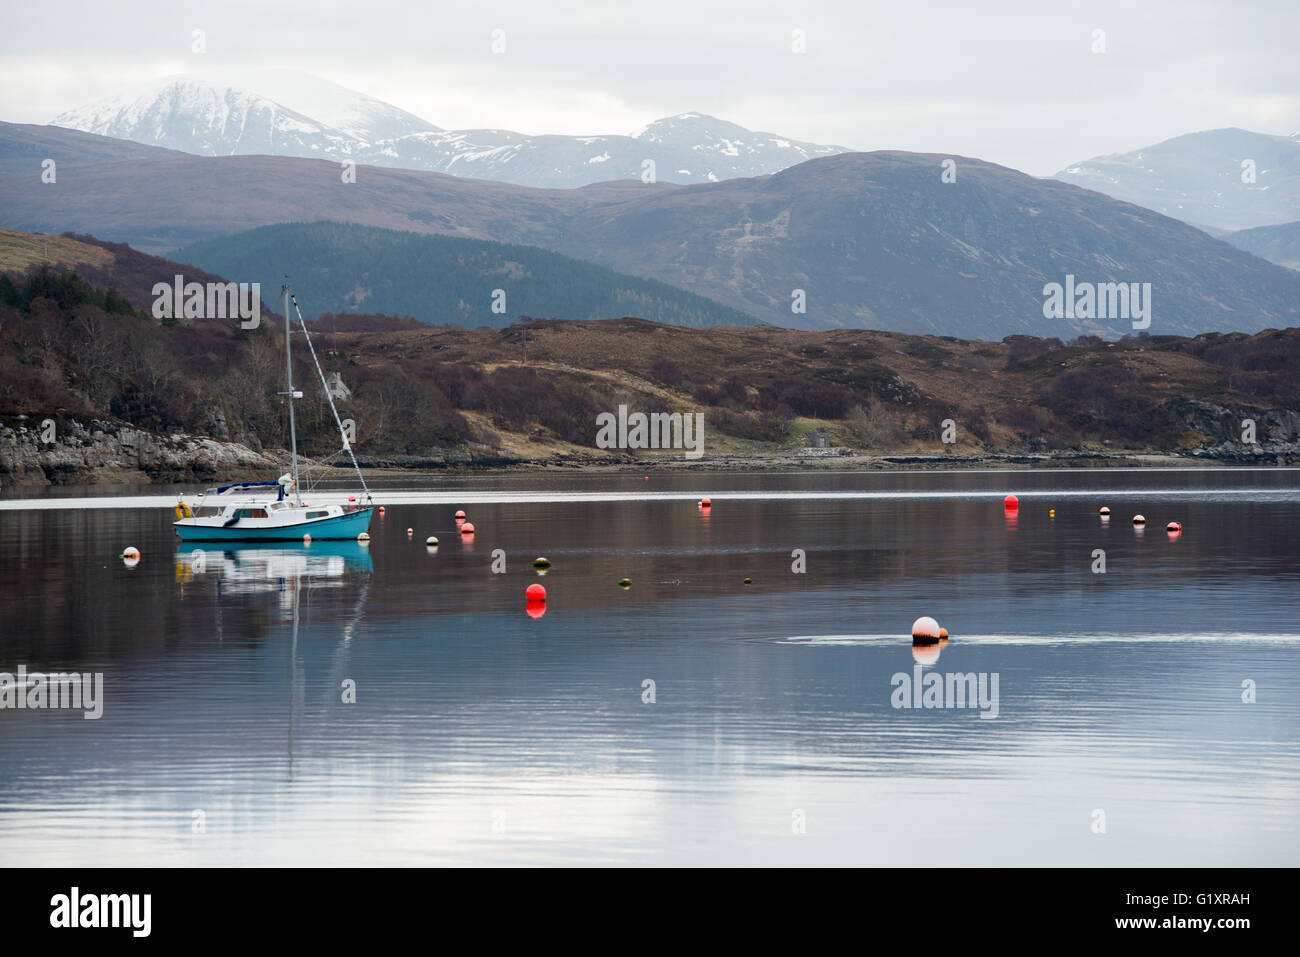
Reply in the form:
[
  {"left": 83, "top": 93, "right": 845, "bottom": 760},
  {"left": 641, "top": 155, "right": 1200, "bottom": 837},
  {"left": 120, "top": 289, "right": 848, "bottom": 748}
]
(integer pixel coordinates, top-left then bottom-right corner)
[{"left": 0, "top": 415, "right": 285, "bottom": 486}]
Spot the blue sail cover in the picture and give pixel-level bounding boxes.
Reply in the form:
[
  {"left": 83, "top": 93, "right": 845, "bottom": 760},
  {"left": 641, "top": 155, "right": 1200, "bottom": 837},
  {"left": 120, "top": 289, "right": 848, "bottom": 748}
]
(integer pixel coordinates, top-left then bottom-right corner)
[{"left": 214, "top": 481, "right": 285, "bottom": 501}]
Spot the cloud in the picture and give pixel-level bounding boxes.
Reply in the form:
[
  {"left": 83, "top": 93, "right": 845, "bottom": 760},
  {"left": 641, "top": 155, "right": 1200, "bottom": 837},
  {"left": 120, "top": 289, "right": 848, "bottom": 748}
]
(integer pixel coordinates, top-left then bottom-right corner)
[{"left": 2, "top": 0, "right": 1298, "bottom": 175}]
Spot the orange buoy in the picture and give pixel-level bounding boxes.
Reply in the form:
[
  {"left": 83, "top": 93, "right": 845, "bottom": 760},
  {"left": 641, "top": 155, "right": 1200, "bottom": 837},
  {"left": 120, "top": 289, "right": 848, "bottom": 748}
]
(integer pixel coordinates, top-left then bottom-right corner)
[
  {"left": 460, "top": 522, "right": 475, "bottom": 535},
  {"left": 525, "top": 600, "right": 547, "bottom": 619},
  {"left": 455, "top": 509, "right": 467, "bottom": 520},
  {"left": 911, "top": 616, "right": 941, "bottom": 640},
  {"left": 1004, "top": 494, "right": 1018, "bottom": 509},
  {"left": 939, "top": 627, "right": 949, "bottom": 639},
  {"left": 526, "top": 583, "right": 546, "bottom": 602},
  {"left": 1166, "top": 521, "right": 1181, "bottom": 532},
  {"left": 378, "top": 506, "right": 385, "bottom": 514},
  {"left": 1132, "top": 514, "right": 1146, "bottom": 525}
]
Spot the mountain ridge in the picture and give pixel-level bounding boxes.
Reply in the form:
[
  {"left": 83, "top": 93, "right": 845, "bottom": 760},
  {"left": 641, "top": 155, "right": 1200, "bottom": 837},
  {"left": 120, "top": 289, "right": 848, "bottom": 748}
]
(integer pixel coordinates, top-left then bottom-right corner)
[
  {"left": 4, "top": 122, "right": 1299, "bottom": 340},
  {"left": 1054, "top": 127, "right": 1300, "bottom": 231},
  {"left": 50, "top": 72, "right": 851, "bottom": 189}
]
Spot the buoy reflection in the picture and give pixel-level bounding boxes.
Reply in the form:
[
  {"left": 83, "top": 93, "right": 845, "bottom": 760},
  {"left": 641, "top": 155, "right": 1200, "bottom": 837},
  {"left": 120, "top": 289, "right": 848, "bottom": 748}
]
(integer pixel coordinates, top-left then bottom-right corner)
[{"left": 912, "top": 639, "right": 942, "bottom": 666}]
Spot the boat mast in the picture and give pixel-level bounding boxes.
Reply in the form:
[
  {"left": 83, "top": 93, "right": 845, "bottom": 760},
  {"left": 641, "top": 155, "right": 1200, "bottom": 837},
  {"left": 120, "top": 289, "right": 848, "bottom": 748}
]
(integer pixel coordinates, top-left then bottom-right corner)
[{"left": 282, "top": 283, "right": 302, "bottom": 506}]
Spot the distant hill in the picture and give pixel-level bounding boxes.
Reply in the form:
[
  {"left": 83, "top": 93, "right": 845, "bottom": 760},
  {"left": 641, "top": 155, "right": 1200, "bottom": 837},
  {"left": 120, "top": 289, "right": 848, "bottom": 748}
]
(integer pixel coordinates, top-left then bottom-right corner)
[
  {"left": 172, "top": 222, "right": 763, "bottom": 328},
  {"left": 1053, "top": 128, "right": 1300, "bottom": 231},
  {"left": 1225, "top": 221, "right": 1300, "bottom": 271},
  {"left": 49, "top": 71, "right": 850, "bottom": 189},
  {"left": 5, "top": 123, "right": 1300, "bottom": 338},
  {"left": 0, "top": 120, "right": 186, "bottom": 175}
]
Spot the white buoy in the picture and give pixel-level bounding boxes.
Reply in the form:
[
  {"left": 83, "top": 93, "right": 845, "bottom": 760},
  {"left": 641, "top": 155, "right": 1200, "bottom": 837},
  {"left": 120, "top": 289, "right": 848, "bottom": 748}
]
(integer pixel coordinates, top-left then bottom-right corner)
[
  {"left": 426, "top": 536, "right": 439, "bottom": 546},
  {"left": 911, "top": 616, "right": 941, "bottom": 640}
]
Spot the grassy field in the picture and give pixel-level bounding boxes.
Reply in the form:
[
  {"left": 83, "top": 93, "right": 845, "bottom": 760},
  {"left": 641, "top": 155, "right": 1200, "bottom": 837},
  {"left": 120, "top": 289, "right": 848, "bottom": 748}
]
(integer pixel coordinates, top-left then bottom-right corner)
[{"left": 0, "top": 228, "right": 115, "bottom": 274}]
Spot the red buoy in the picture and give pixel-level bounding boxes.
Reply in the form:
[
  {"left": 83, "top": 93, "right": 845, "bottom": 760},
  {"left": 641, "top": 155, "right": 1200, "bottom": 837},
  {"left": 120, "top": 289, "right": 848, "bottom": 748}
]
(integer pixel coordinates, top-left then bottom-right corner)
[
  {"left": 455, "top": 509, "right": 467, "bottom": 520},
  {"left": 378, "top": 506, "right": 385, "bottom": 514},
  {"left": 700, "top": 497, "right": 712, "bottom": 507},
  {"left": 1004, "top": 494, "right": 1018, "bottom": 509},
  {"left": 1166, "top": 521, "right": 1181, "bottom": 532},
  {"left": 526, "top": 583, "right": 546, "bottom": 602}
]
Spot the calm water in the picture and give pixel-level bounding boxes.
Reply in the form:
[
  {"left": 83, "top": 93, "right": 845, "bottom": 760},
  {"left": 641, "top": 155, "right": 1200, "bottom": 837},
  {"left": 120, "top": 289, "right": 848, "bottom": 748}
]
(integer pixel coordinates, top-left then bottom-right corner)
[{"left": 1, "top": 468, "right": 1297, "bottom": 866}]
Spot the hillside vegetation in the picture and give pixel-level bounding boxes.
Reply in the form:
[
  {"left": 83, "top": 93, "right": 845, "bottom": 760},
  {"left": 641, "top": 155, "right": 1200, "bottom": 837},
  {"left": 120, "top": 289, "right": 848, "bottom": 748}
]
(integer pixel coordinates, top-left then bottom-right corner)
[{"left": 3, "top": 261, "right": 1298, "bottom": 479}]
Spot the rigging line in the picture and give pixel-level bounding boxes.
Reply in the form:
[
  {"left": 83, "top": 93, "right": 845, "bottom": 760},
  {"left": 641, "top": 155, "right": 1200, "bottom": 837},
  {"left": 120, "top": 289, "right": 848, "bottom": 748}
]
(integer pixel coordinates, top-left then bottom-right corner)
[{"left": 289, "top": 294, "right": 373, "bottom": 504}]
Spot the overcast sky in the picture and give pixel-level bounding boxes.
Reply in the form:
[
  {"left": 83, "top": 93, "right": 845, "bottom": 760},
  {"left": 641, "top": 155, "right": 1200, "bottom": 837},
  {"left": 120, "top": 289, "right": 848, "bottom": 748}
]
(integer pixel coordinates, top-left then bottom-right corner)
[{"left": 4, "top": 0, "right": 1298, "bottom": 176}]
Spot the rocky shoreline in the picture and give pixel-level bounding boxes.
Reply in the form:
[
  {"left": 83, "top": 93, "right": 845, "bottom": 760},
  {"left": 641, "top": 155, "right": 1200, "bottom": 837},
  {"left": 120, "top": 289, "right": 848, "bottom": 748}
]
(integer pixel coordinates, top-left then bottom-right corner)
[
  {"left": 0, "top": 416, "right": 287, "bottom": 486},
  {"left": 4, "top": 414, "right": 1297, "bottom": 487}
]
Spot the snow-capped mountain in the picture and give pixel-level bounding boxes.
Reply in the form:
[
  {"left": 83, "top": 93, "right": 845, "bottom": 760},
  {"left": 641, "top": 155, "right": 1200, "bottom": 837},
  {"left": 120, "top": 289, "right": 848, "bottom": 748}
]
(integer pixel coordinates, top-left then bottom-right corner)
[
  {"left": 355, "top": 112, "right": 849, "bottom": 188},
  {"left": 51, "top": 71, "right": 438, "bottom": 160},
  {"left": 1053, "top": 128, "right": 1300, "bottom": 232},
  {"left": 50, "top": 72, "right": 851, "bottom": 188}
]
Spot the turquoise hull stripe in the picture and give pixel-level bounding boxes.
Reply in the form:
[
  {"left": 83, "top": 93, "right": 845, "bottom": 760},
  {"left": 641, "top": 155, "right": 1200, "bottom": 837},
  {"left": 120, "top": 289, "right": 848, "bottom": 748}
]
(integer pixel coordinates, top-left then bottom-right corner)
[{"left": 175, "top": 508, "right": 374, "bottom": 541}]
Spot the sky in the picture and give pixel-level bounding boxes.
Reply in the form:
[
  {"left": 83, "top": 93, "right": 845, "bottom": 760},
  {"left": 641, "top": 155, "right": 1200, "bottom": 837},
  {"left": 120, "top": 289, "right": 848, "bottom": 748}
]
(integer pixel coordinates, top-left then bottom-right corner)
[{"left": 3, "top": 0, "right": 1298, "bottom": 176}]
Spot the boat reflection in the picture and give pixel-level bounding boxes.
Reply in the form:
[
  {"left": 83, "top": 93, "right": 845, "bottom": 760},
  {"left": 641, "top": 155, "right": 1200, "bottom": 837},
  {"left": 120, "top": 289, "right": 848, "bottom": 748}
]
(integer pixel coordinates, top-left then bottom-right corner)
[{"left": 174, "top": 540, "right": 373, "bottom": 593}]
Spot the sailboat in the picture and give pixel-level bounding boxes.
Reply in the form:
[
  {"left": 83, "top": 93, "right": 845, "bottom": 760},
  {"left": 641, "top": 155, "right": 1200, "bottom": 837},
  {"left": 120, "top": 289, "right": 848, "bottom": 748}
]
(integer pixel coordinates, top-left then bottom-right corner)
[{"left": 173, "top": 284, "right": 376, "bottom": 542}]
